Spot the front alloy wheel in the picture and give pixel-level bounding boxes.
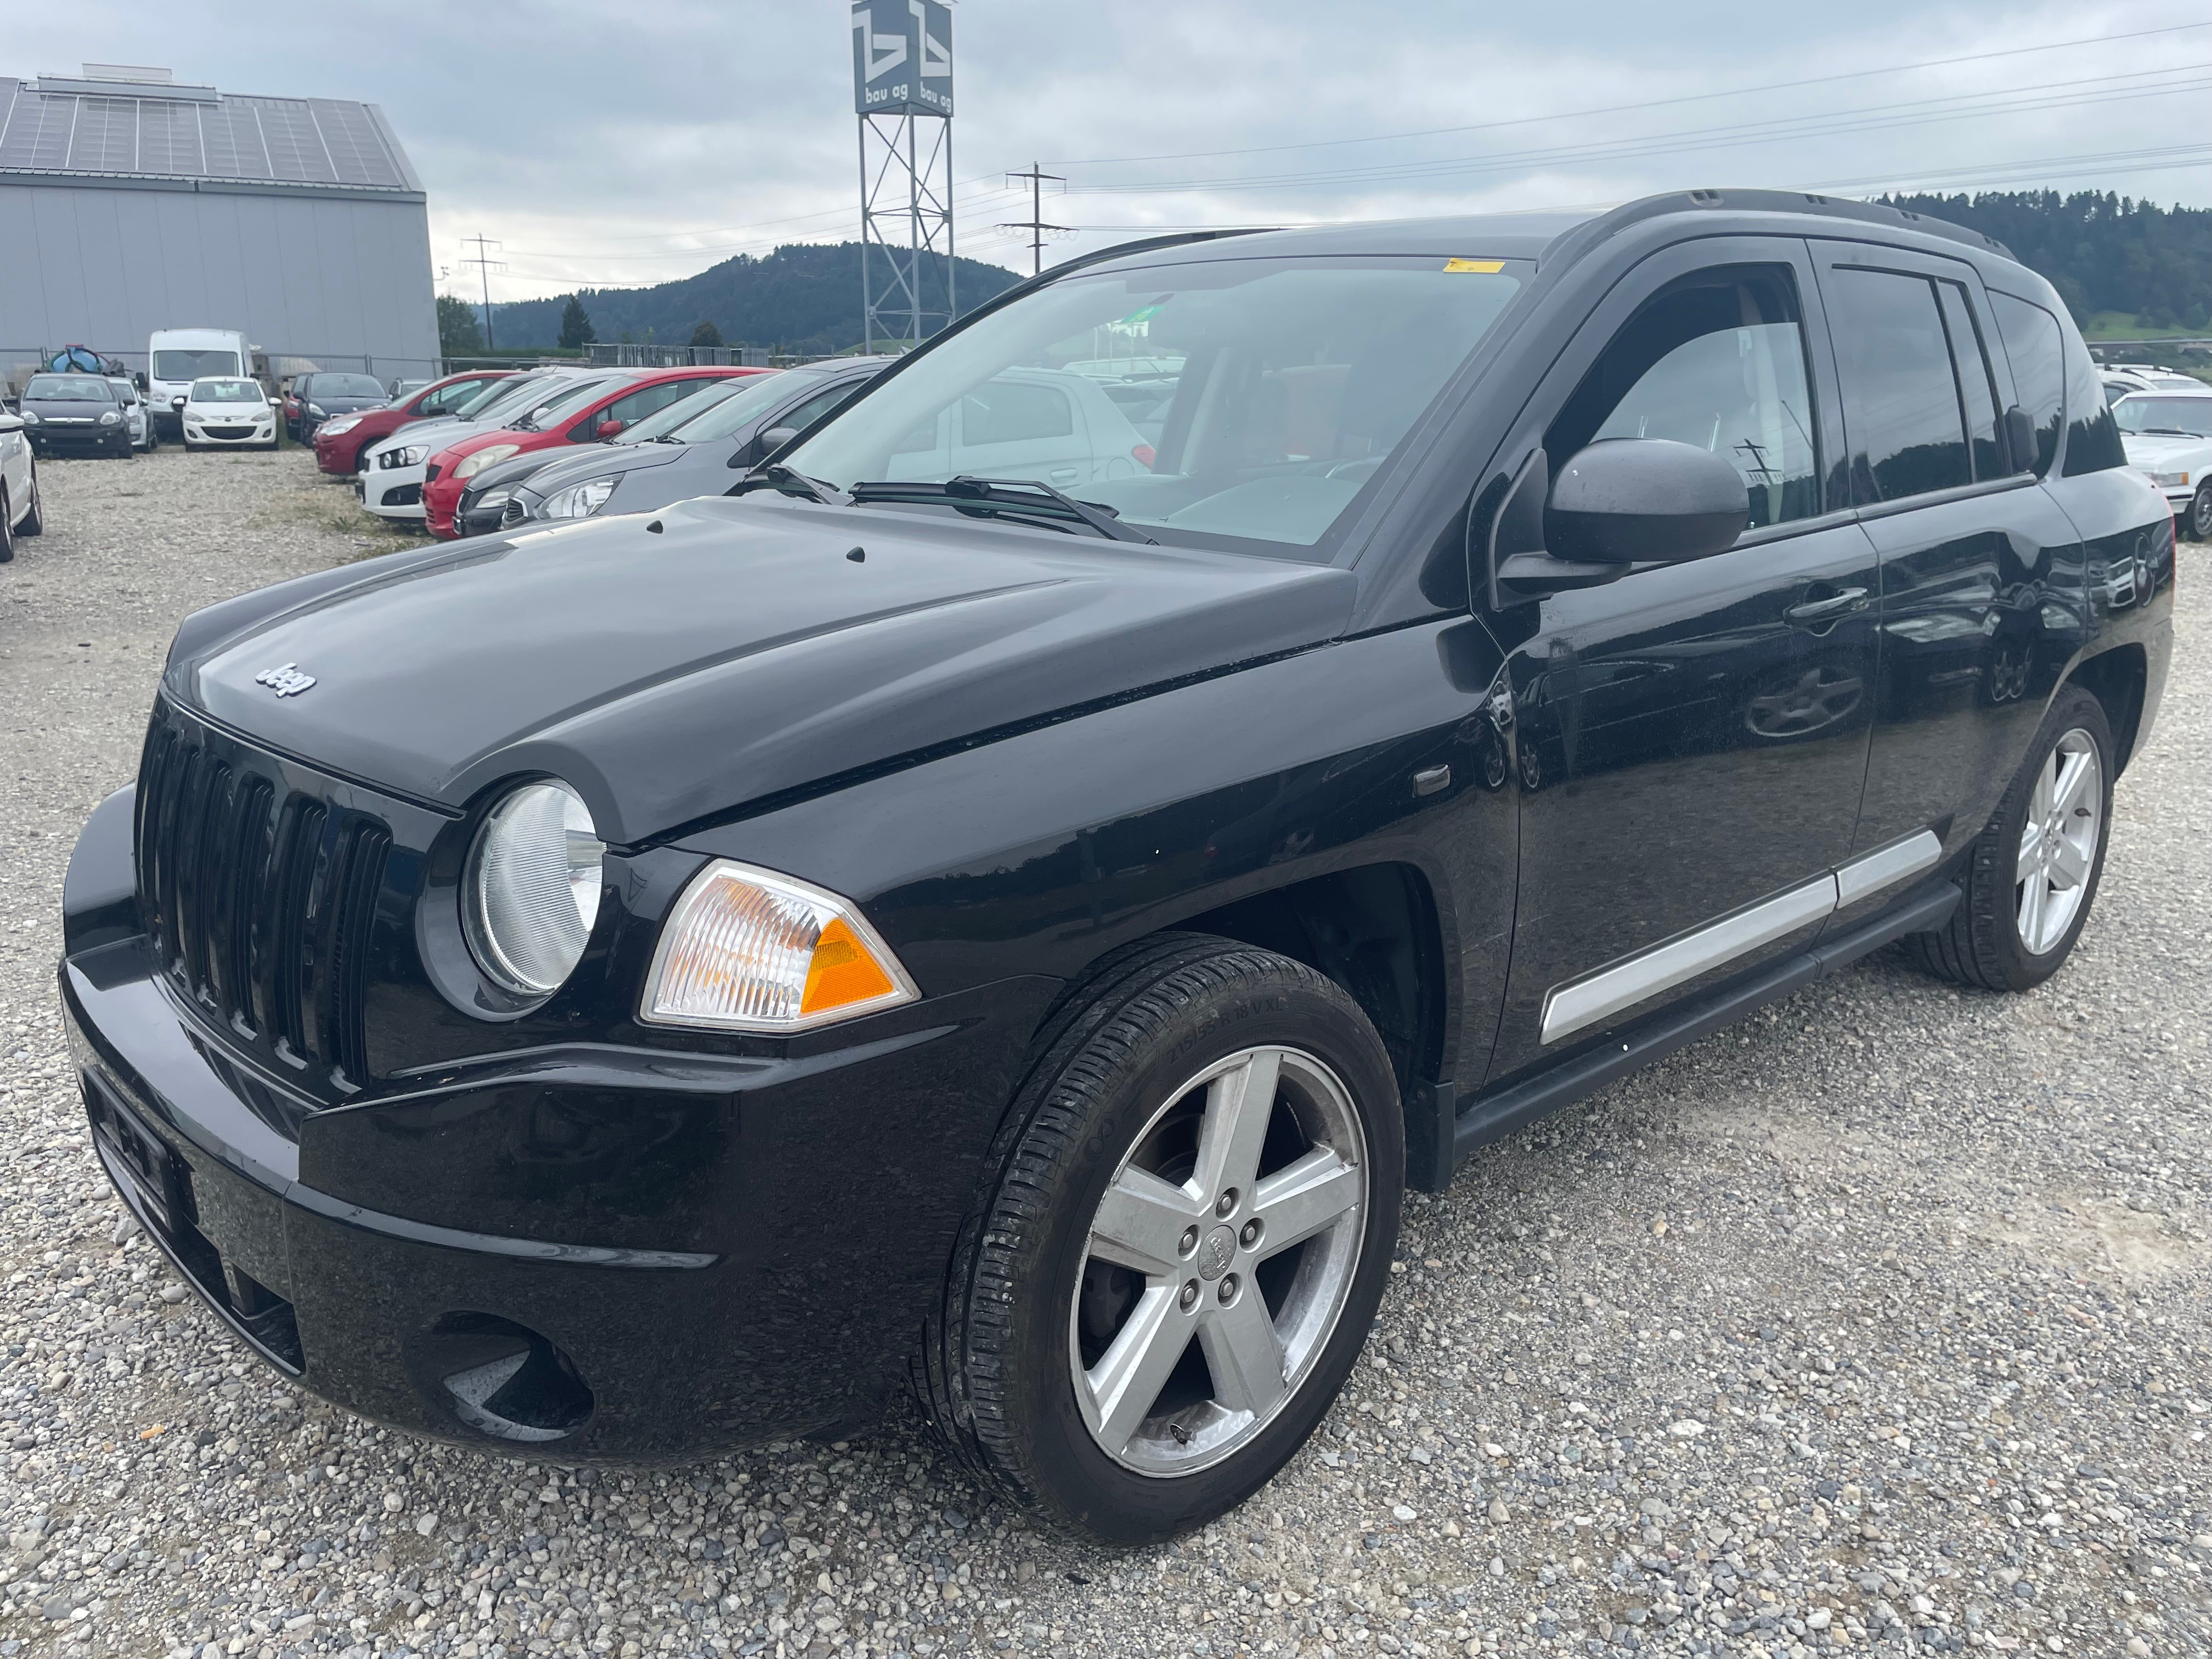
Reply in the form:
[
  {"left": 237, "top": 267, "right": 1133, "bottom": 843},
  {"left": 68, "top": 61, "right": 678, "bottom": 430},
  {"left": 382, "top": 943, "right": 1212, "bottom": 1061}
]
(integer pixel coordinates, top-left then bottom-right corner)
[
  {"left": 918, "top": 935, "right": 1402, "bottom": 1543},
  {"left": 1073, "top": 1045, "right": 1367, "bottom": 1476}
]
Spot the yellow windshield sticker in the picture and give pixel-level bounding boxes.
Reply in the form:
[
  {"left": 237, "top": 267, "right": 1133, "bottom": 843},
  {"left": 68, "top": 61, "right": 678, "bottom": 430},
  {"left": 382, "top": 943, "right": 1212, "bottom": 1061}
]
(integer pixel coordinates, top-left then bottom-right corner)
[{"left": 1443, "top": 258, "right": 1505, "bottom": 273}]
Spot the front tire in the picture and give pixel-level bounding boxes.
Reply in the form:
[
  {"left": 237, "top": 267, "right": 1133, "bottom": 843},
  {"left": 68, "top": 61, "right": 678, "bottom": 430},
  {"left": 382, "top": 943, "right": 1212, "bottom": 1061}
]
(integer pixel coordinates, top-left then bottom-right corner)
[
  {"left": 2188, "top": 481, "right": 2212, "bottom": 543},
  {"left": 0, "top": 486, "right": 14, "bottom": 563},
  {"left": 18, "top": 469, "right": 41, "bottom": 536},
  {"left": 1908, "top": 685, "right": 2113, "bottom": 991},
  {"left": 917, "top": 934, "right": 1402, "bottom": 1544}
]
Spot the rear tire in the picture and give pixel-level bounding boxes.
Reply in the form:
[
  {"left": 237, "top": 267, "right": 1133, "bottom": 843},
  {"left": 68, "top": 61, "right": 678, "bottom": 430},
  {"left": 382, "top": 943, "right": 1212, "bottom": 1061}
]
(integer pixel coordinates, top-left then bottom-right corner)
[
  {"left": 916, "top": 934, "right": 1402, "bottom": 1544},
  {"left": 1908, "top": 685, "right": 2113, "bottom": 991}
]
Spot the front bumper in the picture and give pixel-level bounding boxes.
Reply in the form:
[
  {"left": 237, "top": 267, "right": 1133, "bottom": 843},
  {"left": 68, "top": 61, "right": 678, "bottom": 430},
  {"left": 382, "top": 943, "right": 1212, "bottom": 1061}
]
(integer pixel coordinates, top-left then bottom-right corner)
[
  {"left": 29, "top": 424, "right": 129, "bottom": 454},
  {"left": 185, "top": 420, "right": 275, "bottom": 447},
  {"left": 60, "top": 794, "right": 1052, "bottom": 1458},
  {"left": 360, "top": 458, "right": 429, "bottom": 518}
]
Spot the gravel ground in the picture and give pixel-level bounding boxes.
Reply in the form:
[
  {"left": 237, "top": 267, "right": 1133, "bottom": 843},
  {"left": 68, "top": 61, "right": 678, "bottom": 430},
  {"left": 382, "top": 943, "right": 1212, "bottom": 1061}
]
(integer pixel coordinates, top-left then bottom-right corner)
[{"left": 0, "top": 448, "right": 2205, "bottom": 1659}]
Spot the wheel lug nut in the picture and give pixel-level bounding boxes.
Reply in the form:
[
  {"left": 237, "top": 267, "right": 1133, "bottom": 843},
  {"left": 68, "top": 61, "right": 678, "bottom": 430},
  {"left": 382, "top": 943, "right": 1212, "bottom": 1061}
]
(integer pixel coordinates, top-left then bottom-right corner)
[
  {"left": 1217, "top": 1274, "right": 1239, "bottom": 1304},
  {"left": 1239, "top": 1219, "right": 1261, "bottom": 1248},
  {"left": 1179, "top": 1280, "right": 1199, "bottom": 1311},
  {"left": 1216, "top": 1189, "right": 1238, "bottom": 1217},
  {"left": 1179, "top": 1226, "right": 1200, "bottom": 1256}
]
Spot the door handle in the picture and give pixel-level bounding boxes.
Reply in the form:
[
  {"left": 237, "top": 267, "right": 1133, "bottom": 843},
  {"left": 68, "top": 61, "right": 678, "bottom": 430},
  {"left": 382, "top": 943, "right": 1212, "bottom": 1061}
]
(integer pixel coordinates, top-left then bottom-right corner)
[
  {"left": 1783, "top": 586, "right": 1869, "bottom": 626},
  {"left": 1048, "top": 467, "right": 1079, "bottom": 484}
]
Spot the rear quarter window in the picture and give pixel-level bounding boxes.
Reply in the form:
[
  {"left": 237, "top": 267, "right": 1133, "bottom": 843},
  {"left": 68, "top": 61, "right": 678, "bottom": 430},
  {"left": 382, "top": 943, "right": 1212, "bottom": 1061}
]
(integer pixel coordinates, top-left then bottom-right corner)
[
  {"left": 2057, "top": 319, "right": 2128, "bottom": 477},
  {"left": 1988, "top": 292, "right": 2064, "bottom": 477}
]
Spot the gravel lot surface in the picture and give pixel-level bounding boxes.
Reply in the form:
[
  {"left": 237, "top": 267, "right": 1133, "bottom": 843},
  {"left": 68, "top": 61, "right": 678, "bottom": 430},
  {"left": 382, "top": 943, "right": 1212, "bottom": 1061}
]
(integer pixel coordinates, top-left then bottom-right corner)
[{"left": 0, "top": 449, "right": 2205, "bottom": 1659}]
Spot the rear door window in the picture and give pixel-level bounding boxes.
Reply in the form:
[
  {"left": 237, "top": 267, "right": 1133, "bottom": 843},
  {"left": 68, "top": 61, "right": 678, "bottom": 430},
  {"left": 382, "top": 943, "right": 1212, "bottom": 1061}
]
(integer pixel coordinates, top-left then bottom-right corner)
[
  {"left": 1936, "top": 282, "right": 2004, "bottom": 481},
  {"left": 1988, "top": 294, "right": 2064, "bottom": 477},
  {"left": 1824, "top": 269, "right": 1971, "bottom": 503}
]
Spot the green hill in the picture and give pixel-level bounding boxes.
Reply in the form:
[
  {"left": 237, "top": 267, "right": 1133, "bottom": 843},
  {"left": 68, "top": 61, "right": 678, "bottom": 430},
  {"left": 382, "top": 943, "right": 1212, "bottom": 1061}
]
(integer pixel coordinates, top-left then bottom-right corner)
[{"left": 481, "top": 242, "right": 1023, "bottom": 356}]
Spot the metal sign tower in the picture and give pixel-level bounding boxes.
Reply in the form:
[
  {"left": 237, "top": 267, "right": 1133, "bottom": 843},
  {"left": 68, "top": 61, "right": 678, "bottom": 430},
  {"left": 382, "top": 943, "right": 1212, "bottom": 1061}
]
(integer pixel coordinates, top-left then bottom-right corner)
[{"left": 853, "top": 1, "right": 956, "bottom": 354}]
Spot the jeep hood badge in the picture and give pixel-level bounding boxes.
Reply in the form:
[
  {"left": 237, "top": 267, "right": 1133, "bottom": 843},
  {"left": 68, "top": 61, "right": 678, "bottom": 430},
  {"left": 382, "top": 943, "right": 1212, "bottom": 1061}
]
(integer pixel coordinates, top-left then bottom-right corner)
[{"left": 253, "top": 663, "right": 317, "bottom": 698}]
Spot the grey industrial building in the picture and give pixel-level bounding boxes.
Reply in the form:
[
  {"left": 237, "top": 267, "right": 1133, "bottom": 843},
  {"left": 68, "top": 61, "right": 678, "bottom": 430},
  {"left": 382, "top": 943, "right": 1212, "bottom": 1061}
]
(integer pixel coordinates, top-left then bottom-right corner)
[{"left": 0, "top": 66, "right": 438, "bottom": 387}]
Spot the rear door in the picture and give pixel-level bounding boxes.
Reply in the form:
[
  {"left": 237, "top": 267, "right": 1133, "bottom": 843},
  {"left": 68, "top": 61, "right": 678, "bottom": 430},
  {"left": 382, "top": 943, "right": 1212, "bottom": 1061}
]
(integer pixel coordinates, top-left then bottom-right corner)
[
  {"left": 1810, "top": 242, "right": 2091, "bottom": 927},
  {"left": 949, "top": 372, "right": 1093, "bottom": 486},
  {"left": 1483, "top": 237, "right": 1885, "bottom": 1084}
]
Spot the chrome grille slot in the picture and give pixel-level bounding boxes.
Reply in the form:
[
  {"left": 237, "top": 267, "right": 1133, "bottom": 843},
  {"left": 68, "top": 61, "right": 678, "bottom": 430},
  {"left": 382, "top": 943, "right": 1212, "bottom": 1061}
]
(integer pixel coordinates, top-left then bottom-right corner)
[{"left": 268, "top": 799, "right": 328, "bottom": 1065}]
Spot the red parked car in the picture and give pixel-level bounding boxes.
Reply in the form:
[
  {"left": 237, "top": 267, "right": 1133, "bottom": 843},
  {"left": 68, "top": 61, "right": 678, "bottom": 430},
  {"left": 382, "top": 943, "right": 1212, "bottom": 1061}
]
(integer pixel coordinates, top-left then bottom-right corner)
[
  {"left": 311, "top": 370, "right": 515, "bottom": 477},
  {"left": 420, "top": 366, "right": 768, "bottom": 538}
]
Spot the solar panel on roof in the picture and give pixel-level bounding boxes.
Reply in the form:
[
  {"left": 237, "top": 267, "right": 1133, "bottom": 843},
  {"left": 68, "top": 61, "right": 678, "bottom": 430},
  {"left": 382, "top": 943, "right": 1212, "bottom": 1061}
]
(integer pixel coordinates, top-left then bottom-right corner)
[{"left": 0, "top": 75, "right": 415, "bottom": 191}]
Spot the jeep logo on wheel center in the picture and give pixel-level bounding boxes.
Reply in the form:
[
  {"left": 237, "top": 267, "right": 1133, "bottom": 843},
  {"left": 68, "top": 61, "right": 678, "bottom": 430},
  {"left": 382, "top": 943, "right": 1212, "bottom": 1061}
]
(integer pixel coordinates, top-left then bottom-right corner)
[{"left": 1198, "top": 1224, "right": 1237, "bottom": 1282}]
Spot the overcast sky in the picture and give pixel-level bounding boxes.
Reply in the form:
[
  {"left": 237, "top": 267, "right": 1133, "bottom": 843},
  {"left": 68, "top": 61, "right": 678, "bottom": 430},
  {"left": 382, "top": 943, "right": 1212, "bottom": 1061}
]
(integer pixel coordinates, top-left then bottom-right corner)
[{"left": 15, "top": 1, "right": 2212, "bottom": 304}]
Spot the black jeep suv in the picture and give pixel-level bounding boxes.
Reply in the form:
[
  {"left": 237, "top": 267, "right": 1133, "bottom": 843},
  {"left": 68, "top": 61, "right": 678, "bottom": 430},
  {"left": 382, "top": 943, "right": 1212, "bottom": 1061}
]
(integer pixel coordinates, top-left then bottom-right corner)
[{"left": 60, "top": 191, "right": 2172, "bottom": 1543}]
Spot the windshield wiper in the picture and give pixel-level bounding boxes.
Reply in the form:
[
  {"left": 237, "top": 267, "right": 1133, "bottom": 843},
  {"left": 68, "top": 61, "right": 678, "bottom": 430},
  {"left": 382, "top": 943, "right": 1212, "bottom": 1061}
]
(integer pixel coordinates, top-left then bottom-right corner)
[
  {"left": 848, "top": 476, "right": 1158, "bottom": 543},
  {"left": 728, "top": 463, "right": 852, "bottom": 505},
  {"left": 2136, "top": 427, "right": 2205, "bottom": 438}
]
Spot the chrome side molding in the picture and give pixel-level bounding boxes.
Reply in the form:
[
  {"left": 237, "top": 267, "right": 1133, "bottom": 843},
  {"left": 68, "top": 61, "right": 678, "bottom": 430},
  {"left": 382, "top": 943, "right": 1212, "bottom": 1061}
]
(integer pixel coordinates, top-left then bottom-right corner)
[{"left": 1540, "top": 828, "right": 1945, "bottom": 1045}]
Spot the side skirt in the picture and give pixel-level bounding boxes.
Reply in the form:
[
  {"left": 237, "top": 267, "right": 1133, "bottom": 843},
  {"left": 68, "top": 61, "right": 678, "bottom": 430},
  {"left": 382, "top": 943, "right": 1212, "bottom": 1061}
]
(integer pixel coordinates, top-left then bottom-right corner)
[{"left": 1440, "top": 879, "right": 1960, "bottom": 1182}]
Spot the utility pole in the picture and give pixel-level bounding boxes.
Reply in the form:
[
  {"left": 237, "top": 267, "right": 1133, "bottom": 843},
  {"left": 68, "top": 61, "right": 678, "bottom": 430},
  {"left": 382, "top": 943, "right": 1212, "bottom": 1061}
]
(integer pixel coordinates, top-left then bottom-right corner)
[
  {"left": 460, "top": 235, "right": 506, "bottom": 352},
  {"left": 998, "top": 162, "right": 1067, "bottom": 276}
]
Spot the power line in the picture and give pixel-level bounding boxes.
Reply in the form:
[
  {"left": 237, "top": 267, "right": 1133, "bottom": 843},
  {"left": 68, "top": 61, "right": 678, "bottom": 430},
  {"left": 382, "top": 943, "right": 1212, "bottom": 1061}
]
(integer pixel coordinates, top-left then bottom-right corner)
[
  {"left": 459, "top": 234, "right": 506, "bottom": 349},
  {"left": 1042, "top": 18, "right": 2212, "bottom": 171},
  {"left": 997, "top": 163, "right": 1070, "bottom": 275},
  {"left": 1063, "top": 66, "right": 2212, "bottom": 196}
]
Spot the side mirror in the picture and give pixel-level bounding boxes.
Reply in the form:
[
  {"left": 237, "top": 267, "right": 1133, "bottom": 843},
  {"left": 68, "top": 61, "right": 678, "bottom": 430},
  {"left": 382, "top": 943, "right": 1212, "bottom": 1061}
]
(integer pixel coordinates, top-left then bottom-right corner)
[
  {"left": 2002, "top": 405, "right": 2038, "bottom": 473},
  {"left": 0, "top": 414, "right": 22, "bottom": 434},
  {"left": 1547, "top": 439, "right": 1749, "bottom": 564},
  {"left": 171, "top": 396, "right": 187, "bottom": 410},
  {"left": 596, "top": 419, "right": 624, "bottom": 440}
]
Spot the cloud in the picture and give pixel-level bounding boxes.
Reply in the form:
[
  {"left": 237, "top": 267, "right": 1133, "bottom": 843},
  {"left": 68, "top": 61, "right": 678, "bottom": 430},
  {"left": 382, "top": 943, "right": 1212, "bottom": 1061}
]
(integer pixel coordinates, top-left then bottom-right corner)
[{"left": 9, "top": 0, "right": 2206, "bottom": 302}]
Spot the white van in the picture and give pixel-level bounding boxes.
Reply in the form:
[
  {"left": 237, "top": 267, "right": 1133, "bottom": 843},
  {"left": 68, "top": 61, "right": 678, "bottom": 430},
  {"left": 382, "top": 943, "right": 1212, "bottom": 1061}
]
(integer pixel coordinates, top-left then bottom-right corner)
[{"left": 148, "top": 329, "right": 255, "bottom": 439}]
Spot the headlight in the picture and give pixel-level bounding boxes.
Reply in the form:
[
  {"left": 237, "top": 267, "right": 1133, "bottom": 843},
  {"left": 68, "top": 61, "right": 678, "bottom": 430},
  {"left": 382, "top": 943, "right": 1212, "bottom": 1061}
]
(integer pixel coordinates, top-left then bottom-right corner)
[
  {"left": 542, "top": 476, "right": 620, "bottom": 519},
  {"left": 382, "top": 444, "right": 430, "bottom": 469},
  {"left": 2149, "top": 469, "right": 2190, "bottom": 487},
  {"left": 472, "top": 487, "right": 515, "bottom": 511},
  {"left": 642, "top": 861, "right": 918, "bottom": 1032},
  {"left": 307, "top": 403, "right": 326, "bottom": 417},
  {"left": 98, "top": 410, "right": 121, "bottom": 426},
  {"left": 319, "top": 415, "right": 362, "bottom": 437},
  {"left": 20, "top": 410, "right": 38, "bottom": 425},
  {"left": 462, "top": 781, "right": 606, "bottom": 996},
  {"left": 454, "top": 444, "right": 521, "bottom": 481}
]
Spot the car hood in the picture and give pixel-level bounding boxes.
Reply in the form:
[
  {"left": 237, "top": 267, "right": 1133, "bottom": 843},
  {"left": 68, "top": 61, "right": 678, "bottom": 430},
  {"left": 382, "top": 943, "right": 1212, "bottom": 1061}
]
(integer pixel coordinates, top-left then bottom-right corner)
[
  {"left": 511, "top": 441, "right": 691, "bottom": 500},
  {"left": 308, "top": 395, "right": 386, "bottom": 413},
  {"left": 2120, "top": 432, "right": 2211, "bottom": 464},
  {"left": 22, "top": 398, "right": 114, "bottom": 417},
  {"left": 165, "top": 495, "right": 1357, "bottom": 845}
]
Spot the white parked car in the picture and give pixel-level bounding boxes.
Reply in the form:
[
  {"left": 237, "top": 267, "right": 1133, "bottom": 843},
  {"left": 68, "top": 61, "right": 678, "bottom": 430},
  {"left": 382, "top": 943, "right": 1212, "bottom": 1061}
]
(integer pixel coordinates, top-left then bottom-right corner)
[
  {"left": 148, "top": 328, "right": 255, "bottom": 441},
  {"left": 2113, "top": 388, "right": 2212, "bottom": 541},
  {"left": 355, "top": 368, "right": 605, "bottom": 522},
  {"left": 105, "top": 377, "right": 157, "bottom": 452},
  {"left": 178, "top": 377, "right": 278, "bottom": 452},
  {"left": 0, "top": 404, "right": 43, "bottom": 561}
]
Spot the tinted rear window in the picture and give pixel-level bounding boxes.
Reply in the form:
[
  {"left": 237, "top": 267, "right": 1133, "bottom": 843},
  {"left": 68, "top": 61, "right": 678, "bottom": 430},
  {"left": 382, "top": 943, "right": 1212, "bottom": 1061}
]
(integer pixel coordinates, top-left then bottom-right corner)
[
  {"left": 1825, "top": 268, "right": 1970, "bottom": 503},
  {"left": 1988, "top": 293, "right": 2064, "bottom": 477},
  {"left": 2059, "top": 326, "right": 2128, "bottom": 477}
]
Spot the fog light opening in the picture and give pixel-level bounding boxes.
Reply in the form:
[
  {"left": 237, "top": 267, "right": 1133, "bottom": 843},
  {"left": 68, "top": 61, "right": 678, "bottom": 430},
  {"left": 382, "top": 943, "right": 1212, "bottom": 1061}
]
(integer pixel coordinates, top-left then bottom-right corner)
[{"left": 425, "top": 1313, "right": 594, "bottom": 1443}]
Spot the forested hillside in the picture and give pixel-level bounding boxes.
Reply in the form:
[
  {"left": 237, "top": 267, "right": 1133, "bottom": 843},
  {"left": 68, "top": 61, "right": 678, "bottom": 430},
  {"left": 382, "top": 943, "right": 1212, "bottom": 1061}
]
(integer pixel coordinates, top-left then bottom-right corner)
[
  {"left": 1883, "top": 191, "right": 2212, "bottom": 330},
  {"left": 483, "top": 243, "right": 1023, "bottom": 355}
]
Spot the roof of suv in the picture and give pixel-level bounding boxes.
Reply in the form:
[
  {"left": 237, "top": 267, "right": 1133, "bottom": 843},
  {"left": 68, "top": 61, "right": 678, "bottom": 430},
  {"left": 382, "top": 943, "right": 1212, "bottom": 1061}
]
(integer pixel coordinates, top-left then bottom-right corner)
[{"left": 1068, "top": 189, "right": 2015, "bottom": 280}]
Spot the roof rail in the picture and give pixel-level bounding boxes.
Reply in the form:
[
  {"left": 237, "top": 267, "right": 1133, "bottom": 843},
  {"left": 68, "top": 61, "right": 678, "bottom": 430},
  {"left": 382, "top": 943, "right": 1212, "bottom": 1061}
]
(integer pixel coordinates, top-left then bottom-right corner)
[{"left": 1537, "top": 189, "right": 2015, "bottom": 272}]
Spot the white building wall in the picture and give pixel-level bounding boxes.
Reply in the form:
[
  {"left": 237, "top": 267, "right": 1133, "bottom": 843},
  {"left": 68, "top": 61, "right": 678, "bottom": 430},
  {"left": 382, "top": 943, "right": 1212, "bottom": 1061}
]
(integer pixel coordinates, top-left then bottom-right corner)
[{"left": 0, "top": 179, "right": 438, "bottom": 380}]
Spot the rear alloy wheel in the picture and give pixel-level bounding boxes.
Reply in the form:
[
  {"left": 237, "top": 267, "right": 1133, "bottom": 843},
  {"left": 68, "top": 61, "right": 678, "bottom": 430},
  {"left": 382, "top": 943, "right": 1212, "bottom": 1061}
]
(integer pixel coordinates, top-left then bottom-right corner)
[
  {"left": 1909, "top": 686, "right": 2113, "bottom": 991},
  {"left": 2189, "top": 481, "right": 2212, "bottom": 544},
  {"left": 917, "top": 935, "right": 1402, "bottom": 1543}
]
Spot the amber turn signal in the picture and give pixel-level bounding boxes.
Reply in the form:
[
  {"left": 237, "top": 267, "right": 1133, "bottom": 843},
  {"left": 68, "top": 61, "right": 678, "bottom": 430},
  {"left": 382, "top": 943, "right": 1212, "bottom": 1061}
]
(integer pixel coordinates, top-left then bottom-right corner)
[{"left": 641, "top": 861, "right": 918, "bottom": 1032}]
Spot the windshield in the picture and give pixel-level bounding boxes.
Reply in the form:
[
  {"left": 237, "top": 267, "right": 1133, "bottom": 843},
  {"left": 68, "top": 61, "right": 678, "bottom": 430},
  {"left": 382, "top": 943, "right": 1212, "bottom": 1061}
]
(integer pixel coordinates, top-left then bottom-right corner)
[
  {"left": 153, "top": 348, "right": 239, "bottom": 381},
  {"left": 664, "top": 371, "right": 828, "bottom": 443},
  {"left": 785, "top": 255, "right": 1525, "bottom": 554},
  {"left": 512, "top": 376, "right": 622, "bottom": 432},
  {"left": 2114, "top": 395, "right": 2212, "bottom": 437},
  {"left": 313, "top": 374, "right": 386, "bottom": 399},
  {"left": 25, "top": 375, "right": 110, "bottom": 401},
  {"left": 192, "top": 379, "right": 264, "bottom": 404},
  {"left": 457, "top": 375, "right": 563, "bottom": 425},
  {"left": 616, "top": 376, "right": 772, "bottom": 444}
]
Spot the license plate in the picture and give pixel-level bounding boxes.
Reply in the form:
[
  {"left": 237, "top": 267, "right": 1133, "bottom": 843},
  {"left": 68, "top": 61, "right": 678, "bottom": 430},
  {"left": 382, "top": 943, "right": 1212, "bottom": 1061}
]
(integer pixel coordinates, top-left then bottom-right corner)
[{"left": 84, "top": 1074, "right": 182, "bottom": 1235}]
